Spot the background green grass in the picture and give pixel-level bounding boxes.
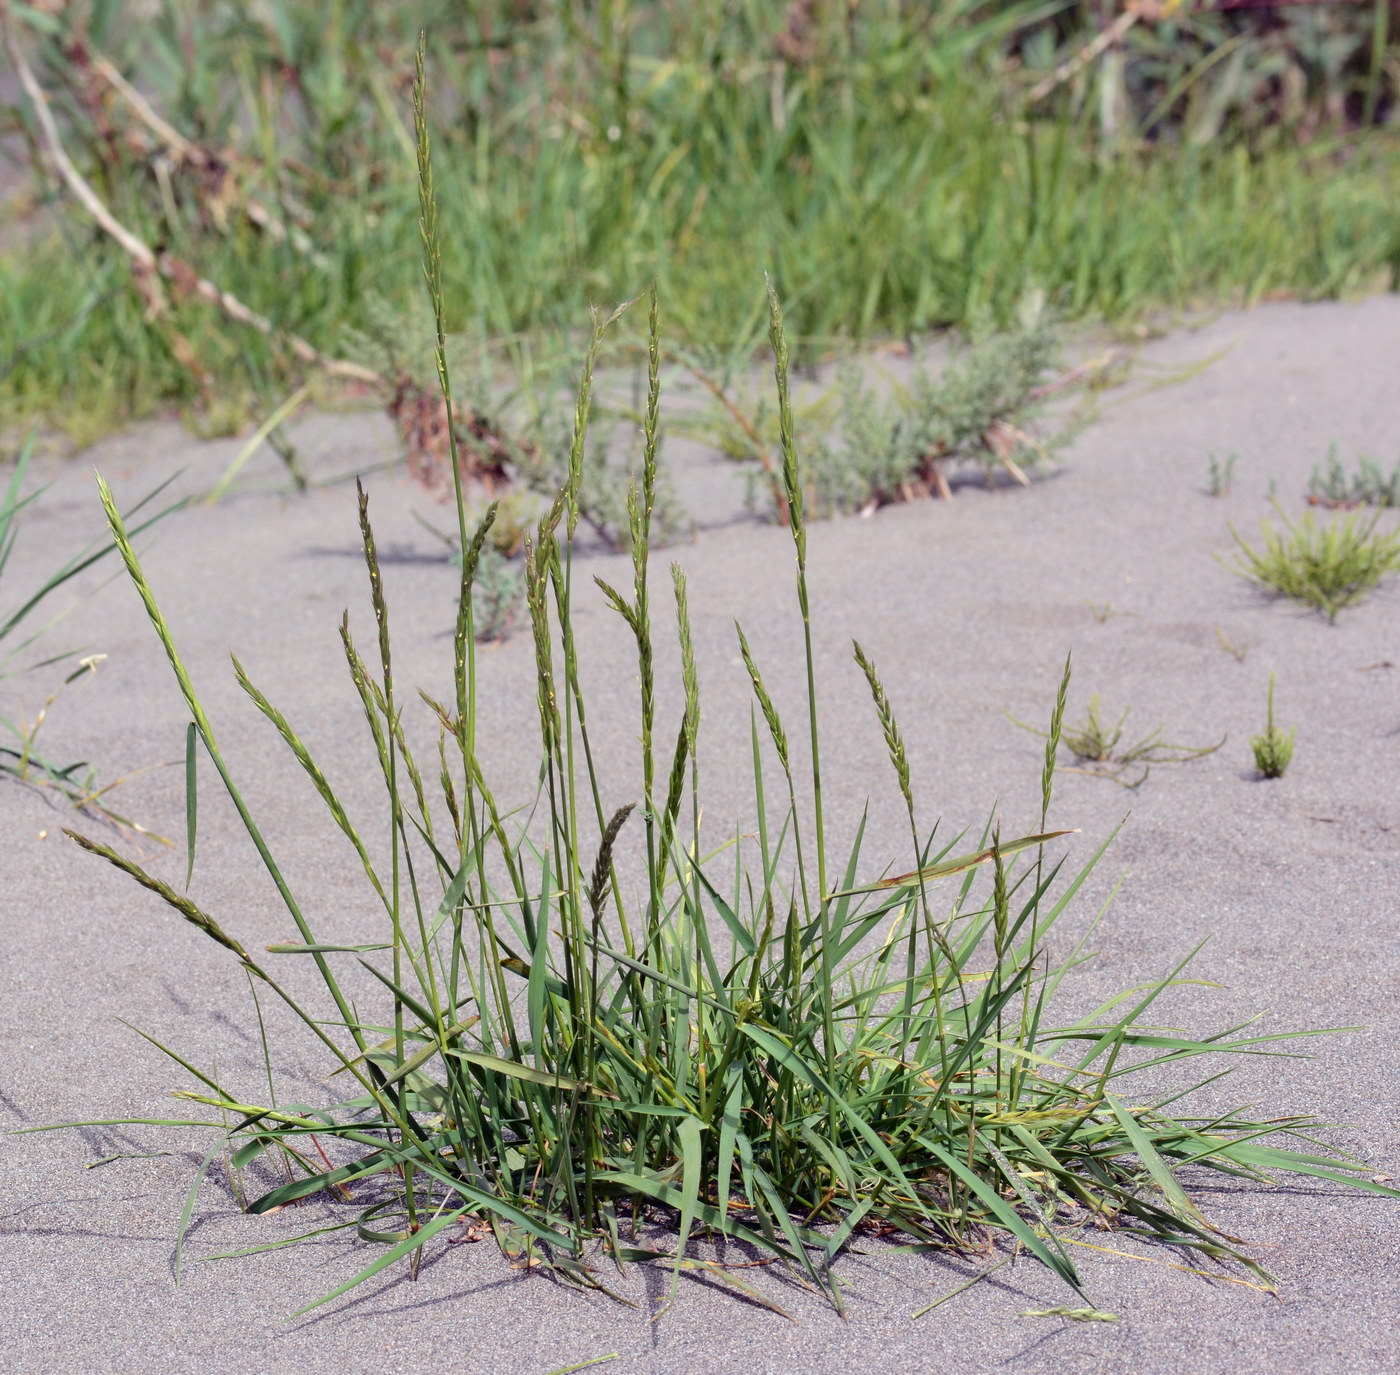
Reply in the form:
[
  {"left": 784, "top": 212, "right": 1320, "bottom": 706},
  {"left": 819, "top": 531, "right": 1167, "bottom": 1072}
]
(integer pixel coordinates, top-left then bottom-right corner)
[{"left": 3, "top": 0, "right": 1399, "bottom": 440}]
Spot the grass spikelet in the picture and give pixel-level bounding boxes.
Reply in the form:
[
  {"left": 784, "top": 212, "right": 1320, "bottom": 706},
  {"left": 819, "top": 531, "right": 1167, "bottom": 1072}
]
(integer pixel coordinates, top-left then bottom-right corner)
[
  {"left": 64, "top": 829, "right": 257, "bottom": 967},
  {"left": 588, "top": 804, "right": 635, "bottom": 920},
  {"left": 661, "top": 563, "right": 701, "bottom": 843},
  {"left": 1041, "top": 652, "right": 1070, "bottom": 824},
  {"left": 355, "top": 481, "right": 394, "bottom": 690},
  {"left": 766, "top": 277, "right": 804, "bottom": 547},
  {"left": 524, "top": 533, "right": 562, "bottom": 762},
  {"left": 852, "top": 640, "right": 912, "bottom": 814},
  {"left": 734, "top": 623, "right": 790, "bottom": 774}
]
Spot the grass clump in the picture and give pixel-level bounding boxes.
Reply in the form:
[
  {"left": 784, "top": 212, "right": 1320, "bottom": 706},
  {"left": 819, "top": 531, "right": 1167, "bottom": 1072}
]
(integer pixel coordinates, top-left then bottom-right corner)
[
  {"left": 804, "top": 301, "right": 1084, "bottom": 514},
  {"left": 1012, "top": 692, "right": 1223, "bottom": 790},
  {"left": 54, "top": 309, "right": 1389, "bottom": 1315},
  {"left": 708, "top": 302, "right": 1089, "bottom": 520},
  {"left": 1222, "top": 501, "right": 1400, "bottom": 621},
  {"left": 1251, "top": 674, "right": 1296, "bottom": 781},
  {"left": 38, "top": 81, "right": 1398, "bottom": 1320},
  {"left": 1307, "top": 445, "right": 1400, "bottom": 510}
]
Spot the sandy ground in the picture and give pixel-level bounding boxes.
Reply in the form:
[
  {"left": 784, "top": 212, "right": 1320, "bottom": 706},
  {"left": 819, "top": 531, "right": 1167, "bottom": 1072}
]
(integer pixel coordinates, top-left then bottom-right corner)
[{"left": 1, "top": 298, "right": 1398, "bottom": 1374}]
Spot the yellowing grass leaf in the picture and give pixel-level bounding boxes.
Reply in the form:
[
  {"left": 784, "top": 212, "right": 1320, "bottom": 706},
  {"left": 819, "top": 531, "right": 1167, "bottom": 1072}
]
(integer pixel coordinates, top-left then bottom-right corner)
[
  {"left": 445, "top": 1048, "right": 614, "bottom": 1097},
  {"left": 828, "top": 830, "right": 1078, "bottom": 899},
  {"left": 1022, "top": 1307, "right": 1119, "bottom": 1323}
]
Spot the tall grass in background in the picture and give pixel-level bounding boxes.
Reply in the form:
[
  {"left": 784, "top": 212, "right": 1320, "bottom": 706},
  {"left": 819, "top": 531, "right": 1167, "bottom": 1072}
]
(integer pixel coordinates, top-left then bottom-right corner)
[
  {"left": 40, "top": 51, "right": 1398, "bottom": 1318},
  {"left": 3, "top": 0, "right": 1400, "bottom": 435}
]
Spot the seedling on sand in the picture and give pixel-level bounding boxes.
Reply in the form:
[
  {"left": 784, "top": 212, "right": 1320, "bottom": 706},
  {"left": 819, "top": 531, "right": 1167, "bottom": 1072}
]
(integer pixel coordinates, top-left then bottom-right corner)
[
  {"left": 1214, "top": 626, "right": 1251, "bottom": 664},
  {"left": 1251, "top": 675, "right": 1296, "bottom": 781},
  {"left": 1011, "top": 694, "right": 1223, "bottom": 790},
  {"left": 1222, "top": 501, "right": 1400, "bottom": 621},
  {"left": 37, "top": 60, "right": 1397, "bottom": 1322},
  {"left": 1206, "top": 452, "right": 1237, "bottom": 497},
  {"left": 1307, "top": 445, "right": 1400, "bottom": 510},
  {"left": 543, "top": 1358, "right": 617, "bottom": 1375},
  {"left": 1023, "top": 1306, "right": 1120, "bottom": 1323}
]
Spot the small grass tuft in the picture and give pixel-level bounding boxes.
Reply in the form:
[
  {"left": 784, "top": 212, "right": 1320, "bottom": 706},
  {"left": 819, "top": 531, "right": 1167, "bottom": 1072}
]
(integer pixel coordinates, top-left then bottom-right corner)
[
  {"left": 1307, "top": 444, "right": 1400, "bottom": 510},
  {"left": 1016, "top": 693, "right": 1223, "bottom": 790},
  {"left": 1222, "top": 501, "right": 1400, "bottom": 621},
  {"left": 1251, "top": 674, "right": 1296, "bottom": 780},
  {"left": 803, "top": 302, "right": 1085, "bottom": 515},
  {"left": 1084, "top": 601, "right": 1137, "bottom": 625},
  {"left": 1206, "top": 451, "right": 1237, "bottom": 497}
]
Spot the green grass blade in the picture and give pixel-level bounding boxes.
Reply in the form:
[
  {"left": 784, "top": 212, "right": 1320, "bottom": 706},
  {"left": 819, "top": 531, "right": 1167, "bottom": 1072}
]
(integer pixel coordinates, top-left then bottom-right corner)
[
  {"left": 288, "top": 1205, "right": 470, "bottom": 1318},
  {"left": 183, "top": 721, "right": 197, "bottom": 888}
]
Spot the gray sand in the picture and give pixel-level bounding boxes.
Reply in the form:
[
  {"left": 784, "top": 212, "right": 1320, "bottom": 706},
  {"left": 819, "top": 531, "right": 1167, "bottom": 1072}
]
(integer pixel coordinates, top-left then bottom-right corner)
[{"left": 2, "top": 298, "right": 1397, "bottom": 1374}]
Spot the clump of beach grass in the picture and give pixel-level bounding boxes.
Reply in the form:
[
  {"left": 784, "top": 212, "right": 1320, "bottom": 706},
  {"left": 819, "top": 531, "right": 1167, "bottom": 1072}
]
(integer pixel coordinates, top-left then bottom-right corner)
[
  {"left": 39, "top": 56, "right": 1399, "bottom": 1321},
  {"left": 1222, "top": 501, "right": 1400, "bottom": 621}
]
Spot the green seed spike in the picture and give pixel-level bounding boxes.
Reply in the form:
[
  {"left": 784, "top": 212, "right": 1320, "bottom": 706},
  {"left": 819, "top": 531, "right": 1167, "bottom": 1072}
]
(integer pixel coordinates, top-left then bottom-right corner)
[
  {"left": 66, "top": 829, "right": 259, "bottom": 969},
  {"left": 659, "top": 562, "right": 701, "bottom": 849},
  {"left": 1042, "top": 652, "right": 1071, "bottom": 825},
  {"left": 734, "top": 622, "right": 789, "bottom": 773},
  {"left": 588, "top": 804, "right": 635, "bottom": 920},
  {"left": 852, "top": 640, "right": 912, "bottom": 814},
  {"left": 356, "top": 481, "right": 393, "bottom": 689}
]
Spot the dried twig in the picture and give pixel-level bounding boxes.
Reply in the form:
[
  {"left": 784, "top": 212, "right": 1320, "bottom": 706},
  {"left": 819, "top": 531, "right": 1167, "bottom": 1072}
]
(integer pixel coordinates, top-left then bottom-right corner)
[
  {"left": 680, "top": 359, "right": 788, "bottom": 525},
  {"left": 2, "top": 6, "right": 379, "bottom": 385},
  {"left": 1030, "top": 349, "right": 1119, "bottom": 400},
  {"left": 8, "top": 8, "right": 619, "bottom": 508},
  {"left": 83, "top": 49, "right": 330, "bottom": 269},
  {"left": 1026, "top": 6, "right": 1144, "bottom": 105}
]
